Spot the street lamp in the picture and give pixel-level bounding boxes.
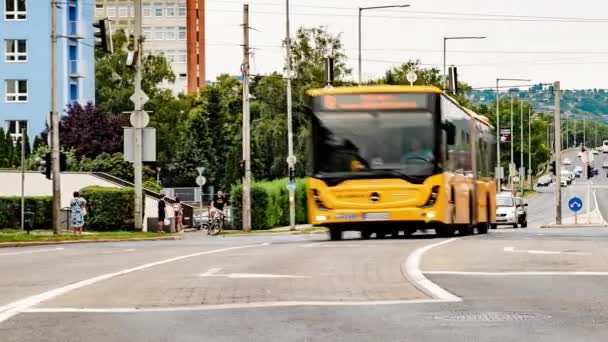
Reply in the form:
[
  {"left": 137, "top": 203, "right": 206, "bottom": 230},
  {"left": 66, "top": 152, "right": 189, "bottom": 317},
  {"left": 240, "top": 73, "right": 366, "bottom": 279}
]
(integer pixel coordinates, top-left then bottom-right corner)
[
  {"left": 443, "top": 36, "right": 486, "bottom": 90},
  {"left": 358, "top": 4, "right": 410, "bottom": 84},
  {"left": 495, "top": 78, "right": 531, "bottom": 192}
]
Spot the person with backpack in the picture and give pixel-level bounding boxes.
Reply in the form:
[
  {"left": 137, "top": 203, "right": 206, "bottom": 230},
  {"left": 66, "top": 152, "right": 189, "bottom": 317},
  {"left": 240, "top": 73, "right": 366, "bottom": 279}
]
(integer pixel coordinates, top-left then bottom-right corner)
[{"left": 70, "top": 191, "right": 87, "bottom": 235}]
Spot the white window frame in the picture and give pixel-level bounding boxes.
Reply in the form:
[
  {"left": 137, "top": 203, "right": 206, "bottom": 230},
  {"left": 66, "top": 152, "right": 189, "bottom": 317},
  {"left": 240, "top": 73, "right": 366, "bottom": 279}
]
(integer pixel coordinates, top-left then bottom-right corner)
[
  {"left": 178, "top": 26, "right": 186, "bottom": 40},
  {"left": 5, "top": 0, "right": 27, "bottom": 20},
  {"left": 164, "top": 27, "right": 176, "bottom": 40},
  {"left": 142, "top": 27, "right": 152, "bottom": 39},
  {"left": 177, "top": 5, "right": 186, "bottom": 17},
  {"left": 106, "top": 6, "right": 116, "bottom": 18},
  {"left": 118, "top": 6, "right": 128, "bottom": 18},
  {"left": 165, "top": 3, "right": 176, "bottom": 17},
  {"left": 5, "top": 79, "right": 28, "bottom": 103},
  {"left": 154, "top": 4, "right": 163, "bottom": 17},
  {"left": 153, "top": 27, "right": 164, "bottom": 40},
  {"left": 143, "top": 6, "right": 152, "bottom": 17},
  {"left": 5, "top": 39, "right": 27, "bottom": 62},
  {"left": 130, "top": 6, "right": 134, "bottom": 17},
  {"left": 177, "top": 50, "right": 186, "bottom": 63},
  {"left": 5, "top": 120, "right": 27, "bottom": 141}
]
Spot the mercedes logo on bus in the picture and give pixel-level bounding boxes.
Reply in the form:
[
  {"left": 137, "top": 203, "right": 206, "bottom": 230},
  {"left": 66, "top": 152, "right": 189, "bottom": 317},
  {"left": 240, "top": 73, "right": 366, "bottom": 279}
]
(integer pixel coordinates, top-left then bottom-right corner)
[{"left": 370, "top": 192, "right": 380, "bottom": 202}]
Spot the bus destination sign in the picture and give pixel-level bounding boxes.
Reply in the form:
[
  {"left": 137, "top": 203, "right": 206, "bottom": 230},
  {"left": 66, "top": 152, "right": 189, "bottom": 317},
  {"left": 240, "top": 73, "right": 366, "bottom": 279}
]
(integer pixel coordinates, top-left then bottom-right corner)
[{"left": 317, "top": 93, "right": 428, "bottom": 111}]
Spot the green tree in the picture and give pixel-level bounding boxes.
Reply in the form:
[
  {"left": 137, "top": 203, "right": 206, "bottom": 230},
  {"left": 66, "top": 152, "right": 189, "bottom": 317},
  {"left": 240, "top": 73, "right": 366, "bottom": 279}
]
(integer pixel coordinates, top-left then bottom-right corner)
[{"left": 95, "top": 29, "right": 175, "bottom": 114}]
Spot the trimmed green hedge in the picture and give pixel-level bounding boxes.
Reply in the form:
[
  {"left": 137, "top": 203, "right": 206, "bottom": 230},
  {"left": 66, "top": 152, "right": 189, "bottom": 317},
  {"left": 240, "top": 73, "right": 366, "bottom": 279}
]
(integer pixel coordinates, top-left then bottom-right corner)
[
  {"left": 0, "top": 196, "right": 52, "bottom": 229},
  {"left": 230, "top": 178, "right": 307, "bottom": 230},
  {"left": 80, "top": 186, "right": 139, "bottom": 231}
]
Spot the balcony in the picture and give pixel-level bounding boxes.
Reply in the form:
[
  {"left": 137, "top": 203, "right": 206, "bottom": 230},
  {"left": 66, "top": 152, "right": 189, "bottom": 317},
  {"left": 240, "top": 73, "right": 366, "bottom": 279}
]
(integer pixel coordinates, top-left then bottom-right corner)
[
  {"left": 69, "top": 60, "right": 84, "bottom": 78},
  {"left": 67, "top": 21, "right": 84, "bottom": 39}
]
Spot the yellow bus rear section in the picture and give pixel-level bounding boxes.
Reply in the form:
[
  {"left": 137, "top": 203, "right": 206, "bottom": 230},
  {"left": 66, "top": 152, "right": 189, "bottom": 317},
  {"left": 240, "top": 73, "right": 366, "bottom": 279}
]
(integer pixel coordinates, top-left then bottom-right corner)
[{"left": 307, "top": 173, "right": 496, "bottom": 226}]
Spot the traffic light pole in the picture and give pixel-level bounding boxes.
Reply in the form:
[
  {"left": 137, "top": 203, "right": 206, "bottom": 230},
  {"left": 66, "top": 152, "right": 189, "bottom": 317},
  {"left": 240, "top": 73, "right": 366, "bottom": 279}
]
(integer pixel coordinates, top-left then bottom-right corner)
[
  {"left": 241, "top": 4, "right": 252, "bottom": 232},
  {"left": 20, "top": 128, "right": 25, "bottom": 230},
  {"left": 285, "top": 0, "right": 296, "bottom": 231},
  {"left": 50, "top": 1, "right": 62, "bottom": 235}
]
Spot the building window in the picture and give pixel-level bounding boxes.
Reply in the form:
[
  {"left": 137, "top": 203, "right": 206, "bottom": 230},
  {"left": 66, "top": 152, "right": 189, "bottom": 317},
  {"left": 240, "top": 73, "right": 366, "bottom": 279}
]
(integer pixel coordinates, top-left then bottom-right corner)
[
  {"left": 142, "top": 27, "right": 151, "bottom": 39},
  {"left": 95, "top": 4, "right": 104, "bottom": 17},
  {"left": 177, "top": 50, "right": 186, "bottom": 63},
  {"left": 179, "top": 73, "right": 187, "bottom": 79},
  {"left": 5, "top": 39, "right": 27, "bottom": 62},
  {"left": 5, "top": 120, "right": 27, "bottom": 142},
  {"left": 70, "top": 83, "right": 78, "bottom": 103},
  {"left": 165, "top": 3, "right": 175, "bottom": 17},
  {"left": 153, "top": 27, "right": 164, "bottom": 40},
  {"left": 106, "top": 6, "right": 116, "bottom": 18},
  {"left": 5, "top": 0, "right": 26, "bottom": 20},
  {"left": 165, "top": 50, "right": 176, "bottom": 63},
  {"left": 165, "top": 27, "right": 176, "bottom": 40},
  {"left": 5, "top": 80, "right": 28, "bottom": 102},
  {"left": 177, "top": 4, "right": 186, "bottom": 17},
  {"left": 178, "top": 26, "right": 186, "bottom": 40},
  {"left": 143, "top": 6, "right": 152, "bottom": 17},
  {"left": 154, "top": 4, "right": 163, "bottom": 17},
  {"left": 118, "top": 6, "right": 128, "bottom": 17},
  {"left": 130, "top": 6, "right": 134, "bottom": 17}
]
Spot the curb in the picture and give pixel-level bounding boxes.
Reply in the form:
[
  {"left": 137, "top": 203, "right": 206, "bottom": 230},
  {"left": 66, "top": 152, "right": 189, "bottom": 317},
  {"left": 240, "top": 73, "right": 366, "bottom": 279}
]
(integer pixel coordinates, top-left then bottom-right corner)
[
  {"left": 0, "top": 235, "right": 181, "bottom": 248},
  {"left": 220, "top": 230, "right": 328, "bottom": 237},
  {"left": 540, "top": 224, "right": 608, "bottom": 228}
]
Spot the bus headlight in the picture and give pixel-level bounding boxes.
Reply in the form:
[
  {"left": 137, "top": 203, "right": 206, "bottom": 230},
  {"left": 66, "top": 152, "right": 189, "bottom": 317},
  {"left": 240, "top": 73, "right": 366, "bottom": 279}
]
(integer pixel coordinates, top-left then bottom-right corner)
[
  {"left": 312, "top": 189, "right": 331, "bottom": 210},
  {"left": 422, "top": 186, "right": 440, "bottom": 208}
]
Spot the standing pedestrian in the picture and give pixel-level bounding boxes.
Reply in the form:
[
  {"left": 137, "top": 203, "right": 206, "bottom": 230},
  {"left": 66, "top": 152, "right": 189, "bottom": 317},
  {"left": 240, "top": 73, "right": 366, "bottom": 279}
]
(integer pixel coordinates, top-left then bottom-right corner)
[
  {"left": 173, "top": 197, "right": 183, "bottom": 232},
  {"left": 158, "top": 194, "right": 167, "bottom": 233},
  {"left": 70, "top": 191, "right": 87, "bottom": 235}
]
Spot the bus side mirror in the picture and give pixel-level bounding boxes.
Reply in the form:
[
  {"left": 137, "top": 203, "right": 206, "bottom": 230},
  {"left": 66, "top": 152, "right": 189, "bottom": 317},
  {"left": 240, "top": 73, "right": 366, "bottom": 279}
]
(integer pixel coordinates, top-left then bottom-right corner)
[{"left": 443, "top": 123, "right": 456, "bottom": 145}]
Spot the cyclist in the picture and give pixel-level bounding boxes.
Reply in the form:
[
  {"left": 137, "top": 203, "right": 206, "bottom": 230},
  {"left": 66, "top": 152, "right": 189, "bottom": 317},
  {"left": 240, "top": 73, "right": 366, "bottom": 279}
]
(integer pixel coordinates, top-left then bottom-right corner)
[{"left": 210, "top": 190, "right": 227, "bottom": 222}]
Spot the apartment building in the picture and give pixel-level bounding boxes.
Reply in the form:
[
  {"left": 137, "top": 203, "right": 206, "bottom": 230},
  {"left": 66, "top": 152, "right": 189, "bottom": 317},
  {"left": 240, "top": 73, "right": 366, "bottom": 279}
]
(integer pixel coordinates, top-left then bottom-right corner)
[
  {"left": 0, "top": 0, "right": 95, "bottom": 141},
  {"left": 95, "top": 0, "right": 205, "bottom": 95}
]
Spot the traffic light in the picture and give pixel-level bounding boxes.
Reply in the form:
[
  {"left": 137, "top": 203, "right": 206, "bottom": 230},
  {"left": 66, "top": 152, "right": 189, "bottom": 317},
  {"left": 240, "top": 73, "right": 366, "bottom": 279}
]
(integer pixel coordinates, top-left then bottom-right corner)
[
  {"left": 288, "top": 166, "right": 295, "bottom": 183},
  {"left": 37, "top": 152, "right": 51, "bottom": 179},
  {"left": 549, "top": 160, "right": 556, "bottom": 175},
  {"left": 448, "top": 66, "right": 459, "bottom": 95},
  {"left": 93, "top": 19, "right": 113, "bottom": 53},
  {"left": 60, "top": 152, "right": 67, "bottom": 171},
  {"left": 588, "top": 165, "right": 594, "bottom": 179}
]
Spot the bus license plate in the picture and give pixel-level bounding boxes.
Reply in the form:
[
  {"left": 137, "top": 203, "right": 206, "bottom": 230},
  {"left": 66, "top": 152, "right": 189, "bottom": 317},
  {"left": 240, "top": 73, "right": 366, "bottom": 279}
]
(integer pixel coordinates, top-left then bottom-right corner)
[{"left": 363, "top": 213, "right": 389, "bottom": 221}]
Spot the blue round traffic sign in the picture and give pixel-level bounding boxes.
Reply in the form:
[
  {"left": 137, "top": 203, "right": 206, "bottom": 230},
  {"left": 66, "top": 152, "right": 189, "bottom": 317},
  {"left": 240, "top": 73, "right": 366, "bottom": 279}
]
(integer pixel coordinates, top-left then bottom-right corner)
[{"left": 568, "top": 197, "right": 583, "bottom": 212}]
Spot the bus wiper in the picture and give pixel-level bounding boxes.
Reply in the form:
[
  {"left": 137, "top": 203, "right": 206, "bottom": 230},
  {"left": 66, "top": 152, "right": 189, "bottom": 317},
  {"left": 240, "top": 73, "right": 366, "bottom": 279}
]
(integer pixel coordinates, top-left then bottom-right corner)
[{"left": 368, "top": 169, "right": 425, "bottom": 181}]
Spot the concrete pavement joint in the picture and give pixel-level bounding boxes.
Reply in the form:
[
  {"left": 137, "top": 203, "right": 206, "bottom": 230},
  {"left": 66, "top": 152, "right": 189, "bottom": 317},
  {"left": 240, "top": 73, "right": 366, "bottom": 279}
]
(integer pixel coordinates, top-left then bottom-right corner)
[
  {"left": 402, "top": 238, "right": 462, "bottom": 302},
  {"left": 0, "top": 244, "right": 266, "bottom": 323}
]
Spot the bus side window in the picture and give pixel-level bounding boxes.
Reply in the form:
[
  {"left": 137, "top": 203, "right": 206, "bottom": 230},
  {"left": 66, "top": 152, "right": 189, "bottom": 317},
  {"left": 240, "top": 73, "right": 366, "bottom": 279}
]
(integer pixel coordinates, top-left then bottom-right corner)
[{"left": 443, "top": 123, "right": 456, "bottom": 145}]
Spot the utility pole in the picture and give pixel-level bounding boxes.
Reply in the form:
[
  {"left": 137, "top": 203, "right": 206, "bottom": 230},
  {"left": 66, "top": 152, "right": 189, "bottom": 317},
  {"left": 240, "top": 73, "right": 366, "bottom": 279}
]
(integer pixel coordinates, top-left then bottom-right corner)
[
  {"left": 520, "top": 101, "right": 524, "bottom": 194},
  {"left": 132, "top": 0, "right": 145, "bottom": 231},
  {"left": 495, "top": 81, "right": 501, "bottom": 193},
  {"left": 241, "top": 3, "right": 252, "bottom": 232},
  {"left": 50, "top": 1, "right": 62, "bottom": 235},
  {"left": 583, "top": 116, "right": 586, "bottom": 148},
  {"left": 20, "top": 128, "right": 25, "bottom": 230},
  {"left": 528, "top": 107, "right": 532, "bottom": 191},
  {"left": 285, "top": 0, "right": 296, "bottom": 231},
  {"left": 595, "top": 120, "right": 598, "bottom": 148},
  {"left": 510, "top": 95, "right": 514, "bottom": 192},
  {"left": 554, "top": 81, "right": 562, "bottom": 225}
]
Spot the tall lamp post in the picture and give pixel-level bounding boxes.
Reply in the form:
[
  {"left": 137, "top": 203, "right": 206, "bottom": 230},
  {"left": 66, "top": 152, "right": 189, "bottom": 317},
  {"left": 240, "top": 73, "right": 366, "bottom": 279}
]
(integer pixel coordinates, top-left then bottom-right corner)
[
  {"left": 443, "top": 36, "right": 486, "bottom": 90},
  {"left": 495, "top": 78, "right": 531, "bottom": 192},
  {"left": 358, "top": 4, "right": 410, "bottom": 84}
]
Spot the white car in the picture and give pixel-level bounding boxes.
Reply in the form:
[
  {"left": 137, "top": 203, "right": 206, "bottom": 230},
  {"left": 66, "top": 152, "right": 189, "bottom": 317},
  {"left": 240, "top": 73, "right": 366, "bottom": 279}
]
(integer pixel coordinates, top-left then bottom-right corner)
[
  {"left": 593, "top": 149, "right": 600, "bottom": 155},
  {"left": 495, "top": 195, "right": 527, "bottom": 228},
  {"left": 563, "top": 158, "right": 572, "bottom": 165},
  {"left": 561, "top": 176, "right": 569, "bottom": 187},
  {"left": 603, "top": 161, "right": 608, "bottom": 169},
  {"left": 536, "top": 175, "right": 552, "bottom": 187}
]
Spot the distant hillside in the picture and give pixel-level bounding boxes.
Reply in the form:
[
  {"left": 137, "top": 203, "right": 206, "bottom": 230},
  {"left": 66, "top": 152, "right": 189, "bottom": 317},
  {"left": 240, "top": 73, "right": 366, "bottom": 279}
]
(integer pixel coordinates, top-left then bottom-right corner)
[{"left": 468, "top": 86, "right": 608, "bottom": 123}]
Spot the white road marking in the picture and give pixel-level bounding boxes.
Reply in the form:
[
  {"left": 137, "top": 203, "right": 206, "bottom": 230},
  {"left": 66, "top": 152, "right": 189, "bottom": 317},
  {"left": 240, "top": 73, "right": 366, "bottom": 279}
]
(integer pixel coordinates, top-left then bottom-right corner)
[
  {"left": 299, "top": 243, "right": 361, "bottom": 248},
  {"left": 503, "top": 246, "right": 590, "bottom": 255},
  {"left": 0, "top": 247, "right": 64, "bottom": 257},
  {"left": 402, "top": 238, "right": 462, "bottom": 302},
  {"left": 198, "top": 268, "right": 309, "bottom": 279},
  {"left": 425, "top": 271, "right": 608, "bottom": 276},
  {"left": 592, "top": 190, "right": 608, "bottom": 225},
  {"left": 101, "top": 249, "right": 136, "bottom": 255},
  {"left": 0, "top": 244, "right": 264, "bottom": 323},
  {"left": 24, "top": 299, "right": 455, "bottom": 313}
]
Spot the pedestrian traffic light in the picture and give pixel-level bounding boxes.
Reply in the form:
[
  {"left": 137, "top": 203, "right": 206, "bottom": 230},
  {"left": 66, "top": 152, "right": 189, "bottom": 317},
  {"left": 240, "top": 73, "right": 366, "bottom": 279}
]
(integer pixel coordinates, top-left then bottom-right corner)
[
  {"left": 549, "top": 160, "right": 556, "bottom": 175},
  {"left": 288, "top": 166, "right": 295, "bottom": 182},
  {"left": 37, "top": 152, "right": 51, "bottom": 179},
  {"left": 93, "top": 19, "right": 113, "bottom": 53},
  {"left": 60, "top": 152, "right": 67, "bottom": 171}
]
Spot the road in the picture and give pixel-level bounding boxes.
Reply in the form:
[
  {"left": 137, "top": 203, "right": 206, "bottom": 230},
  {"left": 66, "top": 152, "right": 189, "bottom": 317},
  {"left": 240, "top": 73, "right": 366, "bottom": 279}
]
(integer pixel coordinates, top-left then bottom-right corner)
[{"left": 2, "top": 215, "right": 608, "bottom": 342}]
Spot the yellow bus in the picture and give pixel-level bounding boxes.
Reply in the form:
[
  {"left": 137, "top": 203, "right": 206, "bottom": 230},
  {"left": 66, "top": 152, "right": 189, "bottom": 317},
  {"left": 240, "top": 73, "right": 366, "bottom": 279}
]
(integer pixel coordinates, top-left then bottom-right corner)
[{"left": 306, "top": 85, "right": 496, "bottom": 240}]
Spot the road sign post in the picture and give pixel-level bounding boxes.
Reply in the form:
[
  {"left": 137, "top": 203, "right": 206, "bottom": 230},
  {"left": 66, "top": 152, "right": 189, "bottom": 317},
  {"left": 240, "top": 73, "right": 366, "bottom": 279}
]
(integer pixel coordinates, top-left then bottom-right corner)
[{"left": 568, "top": 197, "right": 583, "bottom": 225}]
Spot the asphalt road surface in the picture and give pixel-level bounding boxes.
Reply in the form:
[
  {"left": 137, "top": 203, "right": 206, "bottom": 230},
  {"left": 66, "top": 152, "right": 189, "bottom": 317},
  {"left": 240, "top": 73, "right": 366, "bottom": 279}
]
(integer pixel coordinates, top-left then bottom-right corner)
[{"left": 2, "top": 211, "right": 608, "bottom": 342}]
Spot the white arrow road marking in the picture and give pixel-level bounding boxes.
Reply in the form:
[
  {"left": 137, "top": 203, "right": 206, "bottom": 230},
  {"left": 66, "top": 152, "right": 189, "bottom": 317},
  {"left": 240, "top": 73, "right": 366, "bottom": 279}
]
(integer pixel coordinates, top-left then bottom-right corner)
[
  {"left": 198, "top": 268, "right": 310, "bottom": 279},
  {"left": 0, "top": 247, "right": 64, "bottom": 257},
  {"left": 503, "top": 246, "right": 590, "bottom": 255}
]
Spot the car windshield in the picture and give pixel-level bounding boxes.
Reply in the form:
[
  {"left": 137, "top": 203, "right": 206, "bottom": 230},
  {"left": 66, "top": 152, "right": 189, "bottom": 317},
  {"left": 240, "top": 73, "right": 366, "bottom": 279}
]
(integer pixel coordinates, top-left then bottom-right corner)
[
  {"left": 497, "top": 197, "right": 514, "bottom": 207},
  {"left": 313, "top": 111, "right": 436, "bottom": 178}
]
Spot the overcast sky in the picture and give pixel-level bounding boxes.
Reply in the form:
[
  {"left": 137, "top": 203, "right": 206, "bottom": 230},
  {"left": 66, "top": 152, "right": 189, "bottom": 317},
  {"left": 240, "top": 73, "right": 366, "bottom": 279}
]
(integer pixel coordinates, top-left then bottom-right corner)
[{"left": 205, "top": 0, "right": 608, "bottom": 90}]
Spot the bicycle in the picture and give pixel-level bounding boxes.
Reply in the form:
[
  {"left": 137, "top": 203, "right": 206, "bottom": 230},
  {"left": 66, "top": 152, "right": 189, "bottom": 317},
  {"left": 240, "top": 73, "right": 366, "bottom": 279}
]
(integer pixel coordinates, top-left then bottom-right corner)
[{"left": 201, "top": 211, "right": 224, "bottom": 236}]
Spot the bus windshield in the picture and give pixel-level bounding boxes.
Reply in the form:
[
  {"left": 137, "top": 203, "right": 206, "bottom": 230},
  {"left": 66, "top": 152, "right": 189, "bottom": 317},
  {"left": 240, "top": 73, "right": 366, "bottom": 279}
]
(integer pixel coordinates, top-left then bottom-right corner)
[{"left": 313, "top": 111, "right": 436, "bottom": 178}]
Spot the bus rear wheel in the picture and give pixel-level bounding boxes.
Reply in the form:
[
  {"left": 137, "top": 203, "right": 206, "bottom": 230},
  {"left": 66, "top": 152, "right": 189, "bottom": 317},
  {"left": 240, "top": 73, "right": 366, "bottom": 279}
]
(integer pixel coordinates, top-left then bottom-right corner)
[
  {"left": 329, "top": 228, "right": 342, "bottom": 241},
  {"left": 436, "top": 225, "right": 456, "bottom": 237}
]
